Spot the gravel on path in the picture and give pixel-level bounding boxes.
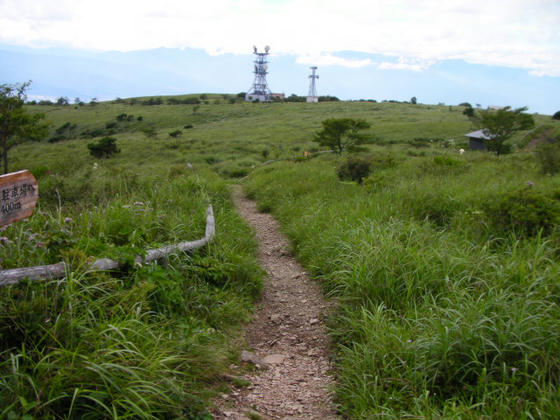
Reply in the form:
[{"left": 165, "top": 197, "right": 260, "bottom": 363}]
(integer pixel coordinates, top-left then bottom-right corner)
[{"left": 212, "top": 186, "right": 338, "bottom": 420}]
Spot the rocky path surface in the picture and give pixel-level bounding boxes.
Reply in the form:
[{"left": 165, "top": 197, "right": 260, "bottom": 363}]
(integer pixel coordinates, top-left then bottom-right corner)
[{"left": 212, "top": 187, "right": 338, "bottom": 420}]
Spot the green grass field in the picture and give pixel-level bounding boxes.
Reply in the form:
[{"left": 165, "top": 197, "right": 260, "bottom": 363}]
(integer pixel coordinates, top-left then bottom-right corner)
[{"left": 2, "top": 96, "right": 560, "bottom": 418}]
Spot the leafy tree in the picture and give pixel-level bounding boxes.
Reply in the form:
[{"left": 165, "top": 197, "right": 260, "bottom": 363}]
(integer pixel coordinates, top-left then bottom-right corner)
[
  {"left": 553, "top": 111, "right": 560, "bottom": 120},
  {"left": 479, "top": 106, "right": 535, "bottom": 155},
  {"left": 462, "top": 104, "right": 475, "bottom": 117},
  {"left": 1, "top": 81, "right": 49, "bottom": 173},
  {"left": 87, "top": 136, "right": 120, "bottom": 158},
  {"left": 313, "top": 118, "right": 371, "bottom": 155},
  {"left": 56, "top": 96, "right": 69, "bottom": 106},
  {"left": 410, "top": 96, "right": 417, "bottom": 104}
]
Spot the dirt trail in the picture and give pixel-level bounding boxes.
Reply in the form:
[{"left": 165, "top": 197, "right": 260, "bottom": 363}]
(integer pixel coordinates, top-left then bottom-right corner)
[{"left": 212, "top": 186, "right": 338, "bottom": 420}]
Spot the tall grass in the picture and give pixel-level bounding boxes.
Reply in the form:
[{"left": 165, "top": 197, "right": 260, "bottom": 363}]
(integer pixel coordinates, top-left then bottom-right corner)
[
  {"left": 1, "top": 166, "right": 263, "bottom": 418},
  {"left": 245, "top": 152, "right": 560, "bottom": 418},
  {"left": 4, "top": 97, "right": 558, "bottom": 418}
]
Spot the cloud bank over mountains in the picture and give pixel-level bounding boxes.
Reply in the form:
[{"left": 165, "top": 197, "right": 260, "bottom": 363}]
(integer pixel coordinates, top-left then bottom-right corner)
[{"left": 1, "top": 0, "right": 559, "bottom": 77}]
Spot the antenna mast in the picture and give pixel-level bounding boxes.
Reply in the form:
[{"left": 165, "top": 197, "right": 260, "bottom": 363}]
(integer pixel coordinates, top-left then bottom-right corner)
[
  {"left": 307, "top": 66, "right": 319, "bottom": 103},
  {"left": 245, "top": 46, "right": 272, "bottom": 102}
]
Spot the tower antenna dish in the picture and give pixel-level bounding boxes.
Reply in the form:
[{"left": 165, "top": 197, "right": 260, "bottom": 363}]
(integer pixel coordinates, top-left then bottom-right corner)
[
  {"left": 245, "top": 46, "right": 272, "bottom": 102},
  {"left": 307, "top": 66, "right": 319, "bottom": 103}
]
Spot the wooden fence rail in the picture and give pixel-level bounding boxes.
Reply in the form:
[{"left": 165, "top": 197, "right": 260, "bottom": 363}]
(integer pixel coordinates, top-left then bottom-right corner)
[{"left": 0, "top": 205, "right": 215, "bottom": 287}]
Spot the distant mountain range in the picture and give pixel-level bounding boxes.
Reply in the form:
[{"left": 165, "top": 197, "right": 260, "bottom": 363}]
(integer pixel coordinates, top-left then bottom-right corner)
[{"left": 1, "top": 44, "right": 558, "bottom": 115}]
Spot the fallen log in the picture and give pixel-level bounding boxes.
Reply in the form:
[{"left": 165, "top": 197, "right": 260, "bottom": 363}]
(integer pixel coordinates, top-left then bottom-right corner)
[{"left": 0, "top": 205, "right": 215, "bottom": 287}]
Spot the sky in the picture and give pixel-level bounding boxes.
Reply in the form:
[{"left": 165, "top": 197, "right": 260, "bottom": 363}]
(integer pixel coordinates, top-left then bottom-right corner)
[{"left": 1, "top": 0, "right": 559, "bottom": 114}]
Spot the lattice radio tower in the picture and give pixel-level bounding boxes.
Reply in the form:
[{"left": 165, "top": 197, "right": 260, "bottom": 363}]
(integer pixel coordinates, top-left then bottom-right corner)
[
  {"left": 245, "top": 46, "right": 272, "bottom": 102},
  {"left": 307, "top": 66, "right": 319, "bottom": 103}
]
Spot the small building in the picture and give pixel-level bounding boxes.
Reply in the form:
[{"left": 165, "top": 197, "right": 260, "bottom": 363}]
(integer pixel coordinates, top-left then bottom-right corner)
[
  {"left": 271, "top": 93, "right": 285, "bottom": 100},
  {"left": 245, "top": 93, "right": 270, "bottom": 102},
  {"left": 464, "top": 129, "right": 494, "bottom": 151}
]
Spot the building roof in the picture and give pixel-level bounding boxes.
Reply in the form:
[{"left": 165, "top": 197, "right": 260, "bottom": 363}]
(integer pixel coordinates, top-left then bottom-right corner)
[{"left": 464, "top": 129, "right": 495, "bottom": 140}]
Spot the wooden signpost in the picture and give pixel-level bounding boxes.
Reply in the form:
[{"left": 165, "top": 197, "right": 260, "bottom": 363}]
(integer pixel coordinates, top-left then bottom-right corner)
[{"left": 0, "top": 170, "right": 39, "bottom": 227}]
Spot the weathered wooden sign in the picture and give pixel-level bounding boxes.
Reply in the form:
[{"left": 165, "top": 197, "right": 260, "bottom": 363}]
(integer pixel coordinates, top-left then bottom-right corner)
[{"left": 0, "top": 170, "right": 39, "bottom": 227}]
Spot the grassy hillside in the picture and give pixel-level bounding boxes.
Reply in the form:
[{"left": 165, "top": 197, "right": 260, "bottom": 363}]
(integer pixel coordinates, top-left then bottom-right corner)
[
  {"left": 2, "top": 97, "right": 559, "bottom": 418},
  {"left": 244, "top": 152, "right": 560, "bottom": 417}
]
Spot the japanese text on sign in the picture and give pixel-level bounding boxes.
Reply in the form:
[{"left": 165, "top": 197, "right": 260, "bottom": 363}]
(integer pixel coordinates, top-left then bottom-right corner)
[
  {"left": 1, "top": 183, "right": 36, "bottom": 215},
  {"left": 0, "top": 170, "right": 39, "bottom": 227}
]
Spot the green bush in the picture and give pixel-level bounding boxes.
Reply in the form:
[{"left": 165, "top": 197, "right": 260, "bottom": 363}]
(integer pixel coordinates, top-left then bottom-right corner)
[
  {"left": 484, "top": 188, "right": 560, "bottom": 236},
  {"left": 87, "top": 136, "right": 121, "bottom": 158},
  {"left": 169, "top": 129, "right": 183, "bottom": 138},
  {"left": 535, "top": 141, "right": 560, "bottom": 174},
  {"left": 552, "top": 111, "right": 560, "bottom": 120},
  {"left": 336, "top": 155, "right": 372, "bottom": 184}
]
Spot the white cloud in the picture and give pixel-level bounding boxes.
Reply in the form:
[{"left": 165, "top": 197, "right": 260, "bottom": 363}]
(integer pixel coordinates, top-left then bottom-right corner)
[
  {"left": 296, "top": 54, "right": 372, "bottom": 68},
  {"left": 0, "top": 0, "right": 559, "bottom": 76},
  {"left": 378, "top": 57, "right": 436, "bottom": 72}
]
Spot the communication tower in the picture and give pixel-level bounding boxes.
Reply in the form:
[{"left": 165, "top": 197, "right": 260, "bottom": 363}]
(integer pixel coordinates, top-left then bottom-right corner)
[
  {"left": 245, "top": 46, "right": 272, "bottom": 102},
  {"left": 307, "top": 66, "right": 319, "bottom": 103}
]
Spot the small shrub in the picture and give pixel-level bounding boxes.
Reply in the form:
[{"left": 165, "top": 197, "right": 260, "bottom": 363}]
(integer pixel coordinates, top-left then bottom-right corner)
[
  {"left": 142, "top": 127, "right": 157, "bottom": 139},
  {"left": 142, "top": 97, "right": 163, "bottom": 105},
  {"left": 369, "top": 152, "right": 397, "bottom": 170},
  {"left": 410, "top": 137, "right": 431, "bottom": 148},
  {"left": 411, "top": 193, "right": 462, "bottom": 226},
  {"left": 184, "top": 124, "right": 193, "bottom": 129},
  {"left": 536, "top": 141, "right": 560, "bottom": 174},
  {"left": 363, "top": 172, "right": 392, "bottom": 191},
  {"left": 54, "top": 122, "right": 71, "bottom": 134},
  {"left": 48, "top": 135, "right": 66, "bottom": 143},
  {"left": 81, "top": 128, "right": 105, "bottom": 138},
  {"left": 552, "top": 111, "right": 560, "bottom": 120},
  {"left": 164, "top": 141, "right": 180, "bottom": 150},
  {"left": 169, "top": 130, "right": 183, "bottom": 138},
  {"left": 105, "top": 121, "right": 118, "bottom": 129},
  {"left": 116, "top": 113, "right": 128, "bottom": 121},
  {"left": 484, "top": 188, "right": 560, "bottom": 236},
  {"left": 137, "top": 116, "right": 143, "bottom": 121},
  {"left": 87, "top": 137, "right": 121, "bottom": 158},
  {"left": 336, "top": 155, "right": 372, "bottom": 184}
]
